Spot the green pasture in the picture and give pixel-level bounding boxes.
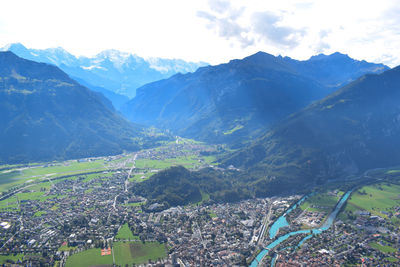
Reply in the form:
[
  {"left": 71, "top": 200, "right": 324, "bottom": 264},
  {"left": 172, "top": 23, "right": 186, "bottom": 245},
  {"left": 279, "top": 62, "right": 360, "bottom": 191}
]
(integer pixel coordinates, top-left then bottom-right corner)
[
  {"left": 113, "top": 241, "right": 166, "bottom": 266},
  {"left": 344, "top": 183, "right": 400, "bottom": 218},
  {"left": 115, "top": 223, "right": 138, "bottom": 240},
  {"left": 300, "top": 191, "right": 341, "bottom": 212},
  {"left": 65, "top": 248, "right": 113, "bottom": 267}
]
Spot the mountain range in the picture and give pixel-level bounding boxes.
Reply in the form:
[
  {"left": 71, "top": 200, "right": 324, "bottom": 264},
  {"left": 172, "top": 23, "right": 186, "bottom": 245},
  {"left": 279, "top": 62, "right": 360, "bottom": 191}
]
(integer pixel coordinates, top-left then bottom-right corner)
[
  {"left": 0, "top": 51, "right": 152, "bottom": 164},
  {"left": 122, "top": 51, "right": 388, "bottom": 146},
  {"left": 0, "top": 43, "right": 208, "bottom": 106},
  {"left": 2, "top": 46, "right": 398, "bottom": 201},
  {"left": 223, "top": 65, "right": 400, "bottom": 196}
]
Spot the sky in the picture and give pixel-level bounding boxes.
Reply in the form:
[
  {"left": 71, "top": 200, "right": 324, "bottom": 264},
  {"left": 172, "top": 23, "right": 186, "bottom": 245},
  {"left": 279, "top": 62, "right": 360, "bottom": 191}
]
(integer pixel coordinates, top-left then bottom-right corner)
[{"left": 0, "top": 0, "right": 399, "bottom": 66}]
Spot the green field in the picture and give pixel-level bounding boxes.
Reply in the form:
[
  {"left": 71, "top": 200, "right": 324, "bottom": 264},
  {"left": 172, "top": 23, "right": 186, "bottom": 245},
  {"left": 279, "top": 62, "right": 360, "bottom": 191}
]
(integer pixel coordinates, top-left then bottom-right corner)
[
  {"left": 123, "top": 202, "right": 145, "bottom": 207},
  {"left": 129, "top": 172, "right": 153, "bottom": 182},
  {"left": 65, "top": 248, "right": 113, "bottom": 267},
  {"left": 0, "top": 159, "right": 110, "bottom": 192},
  {"left": 0, "top": 187, "right": 64, "bottom": 211},
  {"left": 208, "top": 211, "right": 217, "bottom": 218},
  {"left": 23, "top": 160, "right": 104, "bottom": 176},
  {"left": 0, "top": 194, "right": 20, "bottom": 211},
  {"left": 300, "top": 191, "right": 341, "bottom": 212},
  {"left": 85, "top": 188, "right": 93, "bottom": 194},
  {"left": 0, "top": 142, "right": 217, "bottom": 193},
  {"left": 28, "top": 181, "right": 52, "bottom": 191},
  {"left": 113, "top": 242, "right": 166, "bottom": 266},
  {"left": 344, "top": 183, "right": 400, "bottom": 218},
  {"left": 386, "top": 257, "right": 399, "bottom": 263},
  {"left": 115, "top": 223, "right": 138, "bottom": 240},
  {"left": 58, "top": 244, "right": 78, "bottom": 252},
  {"left": 0, "top": 254, "right": 41, "bottom": 265},
  {"left": 66, "top": 242, "right": 166, "bottom": 266},
  {"left": 34, "top": 211, "right": 47, "bottom": 217},
  {"left": 0, "top": 254, "right": 25, "bottom": 264},
  {"left": 135, "top": 155, "right": 215, "bottom": 170},
  {"left": 0, "top": 170, "right": 28, "bottom": 191},
  {"left": 369, "top": 242, "right": 397, "bottom": 253}
]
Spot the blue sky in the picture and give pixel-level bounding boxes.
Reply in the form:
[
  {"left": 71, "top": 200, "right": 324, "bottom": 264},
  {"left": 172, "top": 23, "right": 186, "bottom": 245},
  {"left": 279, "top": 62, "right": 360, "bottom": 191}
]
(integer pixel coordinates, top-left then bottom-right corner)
[{"left": 0, "top": 0, "right": 399, "bottom": 66}]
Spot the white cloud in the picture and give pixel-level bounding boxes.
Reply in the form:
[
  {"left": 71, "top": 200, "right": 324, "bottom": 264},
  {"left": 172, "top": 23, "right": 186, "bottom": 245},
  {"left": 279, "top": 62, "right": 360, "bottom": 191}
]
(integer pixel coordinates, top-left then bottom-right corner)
[
  {"left": 251, "top": 11, "right": 305, "bottom": 48},
  {"left": 208, "top": 0, "right": 231, "bottom": 14},
  {"left": 197, "top": 5, "right": 253, "bottom": 48},
  {"left": 0, "top": 0, "right": 399, "bottom": 66}
]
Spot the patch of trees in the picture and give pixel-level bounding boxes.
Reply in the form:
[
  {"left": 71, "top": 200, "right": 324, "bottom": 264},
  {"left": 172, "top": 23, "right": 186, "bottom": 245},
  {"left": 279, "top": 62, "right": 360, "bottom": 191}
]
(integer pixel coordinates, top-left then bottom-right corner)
[{"left": 132, "top": 166, "right": 251, "bottom": 208}]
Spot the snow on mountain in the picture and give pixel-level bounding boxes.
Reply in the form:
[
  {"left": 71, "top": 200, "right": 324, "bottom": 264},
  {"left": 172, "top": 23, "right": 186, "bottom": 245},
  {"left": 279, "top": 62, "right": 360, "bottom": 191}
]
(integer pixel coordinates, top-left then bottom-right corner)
[{"left": 1, "top": 43, "right": 208, "bottom": 97}]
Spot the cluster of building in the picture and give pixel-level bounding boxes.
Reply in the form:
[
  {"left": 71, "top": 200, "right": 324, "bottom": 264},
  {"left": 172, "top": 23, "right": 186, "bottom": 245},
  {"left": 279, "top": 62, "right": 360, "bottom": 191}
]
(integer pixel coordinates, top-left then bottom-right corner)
[
  {"left": 0, "top": 154, "right": 306, "bottom": 267},
  {"left": 0, "top": 141, "right": 267, "bottom": 266},
  {"left": 262, "top": 200, "right": 400, "bottom": 266},
  {"left": 296, "top": 210, "right": 325, "bottom": 227},
  {"left": 157, "top": 200, "right": 268, "bottom": 266},
  {"left": 272, "top": 216, "right": 400, "bottom": 266},
  {"left": 136, "top": 139, "right": 216, "bottom": 165},
  {"left": 0, "top": 164, "right": 296, "bottom": 266},
  {"left": 0, "top": 170, "right": 133, "bottom": 265},
  {"left": 3, "top": 141, "right": 399, "bottom": 266}
]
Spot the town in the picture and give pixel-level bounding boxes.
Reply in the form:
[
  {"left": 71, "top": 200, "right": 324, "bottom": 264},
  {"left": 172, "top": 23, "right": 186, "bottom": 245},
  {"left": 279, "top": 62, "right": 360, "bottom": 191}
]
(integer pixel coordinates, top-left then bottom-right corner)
[
  {"left": 0, "top": 144, "right": 297, "bottom": 266},
  {"left": 1, "top": 141, "right": 400, "bottom": 266}
]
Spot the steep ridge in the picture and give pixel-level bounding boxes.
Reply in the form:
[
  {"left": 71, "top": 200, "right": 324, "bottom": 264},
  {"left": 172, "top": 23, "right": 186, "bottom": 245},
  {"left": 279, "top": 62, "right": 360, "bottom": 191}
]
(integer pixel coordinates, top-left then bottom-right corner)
[
  {"left": 224, "top": 66, "right": 400, "bottom": 196},
  {"left": 123, "top": 52, "right": 388, "bottom": 146},
  {"left": 0, "top": 52, "right": 146, "bottom": 163}
]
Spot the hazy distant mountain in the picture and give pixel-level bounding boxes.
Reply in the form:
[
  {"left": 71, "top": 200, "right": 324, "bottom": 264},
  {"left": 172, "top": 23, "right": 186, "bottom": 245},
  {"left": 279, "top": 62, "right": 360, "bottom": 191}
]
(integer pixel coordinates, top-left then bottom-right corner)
[
  {"left": 284, "top": 52, "right": 388, "bottom": 88},
  {"left": 71, "top": 77, "right": 130, "bottom": 110},
  {"left": 0, "top": 51, "right": 147, "bottom": 164},
  {"left": 224, "top": 66, "right": 400, "bottom": 196},
  {"left": 122, "top": 51, "right": 388, "bottom": 146},
  {"left": 0, "top": 43, "right": 208, "bottom": 99}
]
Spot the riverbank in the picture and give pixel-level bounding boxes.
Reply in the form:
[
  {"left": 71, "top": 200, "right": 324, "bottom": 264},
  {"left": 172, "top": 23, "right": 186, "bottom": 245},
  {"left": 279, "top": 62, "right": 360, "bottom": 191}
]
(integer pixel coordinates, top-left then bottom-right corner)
[{"left": 250, "top": 190, "right": 352, "bottom": 267}]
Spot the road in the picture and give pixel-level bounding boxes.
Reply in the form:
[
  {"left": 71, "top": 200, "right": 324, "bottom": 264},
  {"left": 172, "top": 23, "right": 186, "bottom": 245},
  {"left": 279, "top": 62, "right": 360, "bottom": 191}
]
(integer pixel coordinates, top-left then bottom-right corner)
[
  {"left": 125, "top": 153, "right": 137, "bottom": 192},
  {"left": 112, "top": 194, "right": 119, "bottom": 210},
  {"left": 112, "top": 153, "right": 137, "bottom": 211}
]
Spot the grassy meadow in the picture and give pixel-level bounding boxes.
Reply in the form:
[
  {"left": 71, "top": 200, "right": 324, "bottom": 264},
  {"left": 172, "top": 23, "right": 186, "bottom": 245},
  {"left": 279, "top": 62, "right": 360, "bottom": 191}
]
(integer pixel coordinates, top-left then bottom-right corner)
[
  {"left": 113, "top": 241, "right": 166, "bottom": 266},
  {"left": 65, "top": 248, "right": 113, "bottom": 267}
]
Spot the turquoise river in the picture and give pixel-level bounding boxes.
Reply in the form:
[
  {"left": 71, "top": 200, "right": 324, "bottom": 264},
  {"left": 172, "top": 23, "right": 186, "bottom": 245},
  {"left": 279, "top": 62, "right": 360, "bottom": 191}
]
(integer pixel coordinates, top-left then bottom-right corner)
[{"left": 250, "top": 190, "right": 352, "bottom": 267}]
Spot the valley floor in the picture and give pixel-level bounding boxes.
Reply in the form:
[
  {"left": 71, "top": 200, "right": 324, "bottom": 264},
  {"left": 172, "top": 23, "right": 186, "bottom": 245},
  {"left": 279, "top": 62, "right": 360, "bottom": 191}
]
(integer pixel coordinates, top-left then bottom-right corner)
[{"left": 0, "top": 141, "right": 400, "bottom": 266}]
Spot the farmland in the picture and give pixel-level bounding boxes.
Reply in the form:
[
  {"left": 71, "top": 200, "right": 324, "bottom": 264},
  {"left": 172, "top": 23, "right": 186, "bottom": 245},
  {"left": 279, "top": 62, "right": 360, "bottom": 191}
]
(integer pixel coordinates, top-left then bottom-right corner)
[
  {"left": 0, "top": 137, "right": 218, "bottom": 195},
  {"left": 65, "top": 248, "right": 113, "bottom": 267},
  {"left": 64, "top": 242, "right": 166, "bottom": 267},
  {"left": 343, "top": 182, "right": 400, "bottom": 220},
  {"left": 300, "top": 191, "right": 343, "bottom": 213},
  {"left": 113, "top": 242, "right": 166, "bottom": 266}
]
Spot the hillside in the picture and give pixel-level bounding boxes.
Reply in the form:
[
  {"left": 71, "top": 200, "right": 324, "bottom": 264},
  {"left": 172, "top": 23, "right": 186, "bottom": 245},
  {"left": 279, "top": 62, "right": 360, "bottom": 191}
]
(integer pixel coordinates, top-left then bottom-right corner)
[
  {"left": 132, "top": 166, "right": 251, "bottom": 208},
  {"left": 223, "top": 66, "right": 400, "bottom": 196},
  {"left": 0, "top": 51, "right": 148, "bottom": 164},
  {"left": 123, "top": 52, "right": 387, "bottom": 146}
]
